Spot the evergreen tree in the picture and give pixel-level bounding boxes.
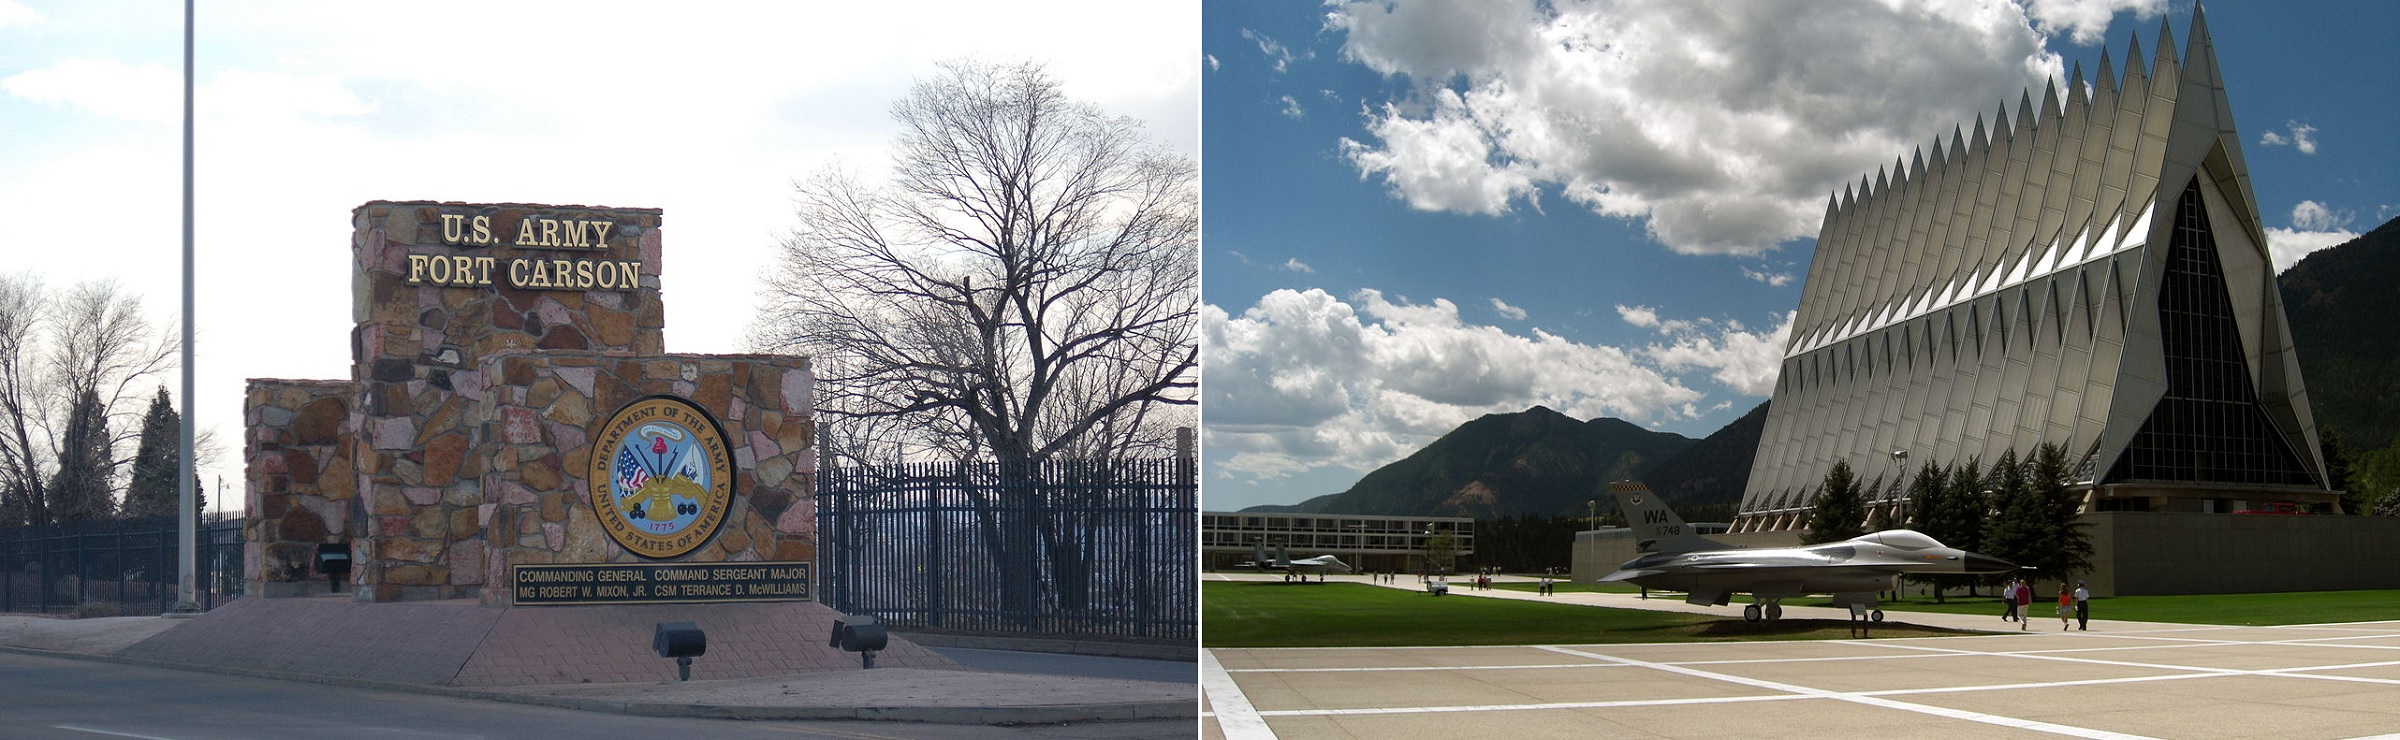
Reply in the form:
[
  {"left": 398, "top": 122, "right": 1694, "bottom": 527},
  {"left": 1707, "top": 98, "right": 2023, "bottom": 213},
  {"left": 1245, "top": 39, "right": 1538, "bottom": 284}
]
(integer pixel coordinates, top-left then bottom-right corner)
[
  {"left": 123, "top": 388, "right": 180, "bottom": 520},
  {"left": 1802, "top": 459, "right": 1865, "bottom": 544},
  {"left": 1902, "top": 461, "right": 1958, "bottom": 600},
  {"left": 2320, "top": 427, "right": 2358, "bottom": 515},
  {"left": 2018, "top": 442, "right": 2094, "bottom": 581},
  {"left": 1981, "top": 449, "right": 2038, "bottom": 579},
  {"left": 48, "top": 388, "right": 116, "bottom": 522},
  {"left": 1942, "top": 458, "right": 1987, "bottom": 552}
]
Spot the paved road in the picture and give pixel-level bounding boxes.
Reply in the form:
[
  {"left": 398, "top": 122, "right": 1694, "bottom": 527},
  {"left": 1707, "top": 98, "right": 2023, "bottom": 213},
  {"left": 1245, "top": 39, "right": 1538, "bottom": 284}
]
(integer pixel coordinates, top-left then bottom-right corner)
[
  {"left": 0, "top": 652, "right": 1192, "bottom": 740},
  {"left": 930, "top": 647, "right": 1196, "bottom": 685}
]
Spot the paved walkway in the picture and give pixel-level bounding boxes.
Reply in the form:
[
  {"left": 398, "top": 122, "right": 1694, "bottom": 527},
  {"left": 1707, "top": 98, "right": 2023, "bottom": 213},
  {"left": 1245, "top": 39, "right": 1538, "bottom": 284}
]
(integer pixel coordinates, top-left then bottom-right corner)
[
  {"left": 1, "top": 601, "right": 1194, "bottom": 725},
  {"left": 1202, "top": 573, "right": 2400, "bottom": 739}
]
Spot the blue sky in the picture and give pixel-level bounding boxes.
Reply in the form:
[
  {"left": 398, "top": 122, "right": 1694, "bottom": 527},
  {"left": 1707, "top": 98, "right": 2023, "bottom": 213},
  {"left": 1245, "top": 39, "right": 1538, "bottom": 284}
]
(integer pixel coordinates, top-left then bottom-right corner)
[
  {"left": 1201, "top": 0, "right": 2399, "bottom": 512},
  {"left": 0, "top": 1, "right": 1196, "bottom": 507}
]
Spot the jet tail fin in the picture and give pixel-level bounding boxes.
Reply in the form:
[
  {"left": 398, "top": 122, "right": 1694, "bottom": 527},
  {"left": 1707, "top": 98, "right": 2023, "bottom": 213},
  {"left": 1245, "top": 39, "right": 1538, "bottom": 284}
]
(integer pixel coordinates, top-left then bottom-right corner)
[
  {"left": 1276, "top": 544, "right": 1292, "bottom": 566},
  {"left": 1611, "top": 480, "right": 1726, "bottom": 554},
  {"left": 1254, "top": 541, "right": 1270, "bottom": 568}
]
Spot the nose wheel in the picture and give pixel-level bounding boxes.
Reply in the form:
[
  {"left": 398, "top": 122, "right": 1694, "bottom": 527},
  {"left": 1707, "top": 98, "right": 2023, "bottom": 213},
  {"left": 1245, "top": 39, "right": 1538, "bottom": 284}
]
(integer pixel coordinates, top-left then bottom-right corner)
[{"left": 1743, "top": 604, "right": 1762, "bottom": 622}]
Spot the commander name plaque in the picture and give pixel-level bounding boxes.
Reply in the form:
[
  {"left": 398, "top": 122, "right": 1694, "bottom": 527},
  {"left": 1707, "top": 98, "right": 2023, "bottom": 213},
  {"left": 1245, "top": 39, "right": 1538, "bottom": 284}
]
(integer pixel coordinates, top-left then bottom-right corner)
[{"left": 512, "top": 562, "right": 813, "bottom": 606}]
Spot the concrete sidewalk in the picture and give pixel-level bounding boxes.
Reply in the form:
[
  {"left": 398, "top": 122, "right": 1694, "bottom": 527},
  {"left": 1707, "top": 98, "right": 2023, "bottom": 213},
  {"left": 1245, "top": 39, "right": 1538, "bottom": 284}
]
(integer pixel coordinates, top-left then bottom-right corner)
[
  {"left": 1216, "top": 571, "right": 2171, "bottom": 634},
  {"left": 0, "top": 609, "right": 1195, "bottom": 725}
]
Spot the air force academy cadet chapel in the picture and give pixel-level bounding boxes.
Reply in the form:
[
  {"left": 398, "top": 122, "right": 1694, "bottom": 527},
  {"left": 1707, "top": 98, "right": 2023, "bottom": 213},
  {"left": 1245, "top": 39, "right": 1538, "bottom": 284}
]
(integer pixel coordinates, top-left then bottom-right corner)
[{"left": 1729, "top": 11, "right": 2399, "bottom": 593}]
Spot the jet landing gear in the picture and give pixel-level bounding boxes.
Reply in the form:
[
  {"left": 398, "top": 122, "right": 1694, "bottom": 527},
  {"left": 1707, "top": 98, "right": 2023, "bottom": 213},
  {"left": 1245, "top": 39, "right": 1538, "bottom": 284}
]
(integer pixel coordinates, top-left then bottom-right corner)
[{"left": 1742, "top": 601, "right": 1786, "bottom": 622}]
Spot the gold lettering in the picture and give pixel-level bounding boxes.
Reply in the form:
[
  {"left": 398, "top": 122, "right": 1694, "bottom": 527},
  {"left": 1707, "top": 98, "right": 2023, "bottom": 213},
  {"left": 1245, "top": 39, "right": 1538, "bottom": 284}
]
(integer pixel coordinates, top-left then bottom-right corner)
[
  {"left": 575, "top": 259, "right": 594, "bottom": 288},
  {"left": 552, "top": 259, "right": 572, "bottom": 287},
  {"left": 508, "top": 258, "right": 530, "bottom": 287},
  {"left": 618, "top": 261, "right": 641, "bottom": 289},
  {"left": 539, "top": 218, "right": 560, "bottom": 247},
  {"left": 408, "top": 254, "right": 430, "bottom": 284},
  {"left": 451, "top": 255, "right": 473, "bottom": 285},
  {"left": 567, "top": 220, "right": 588, "bottom": 248},
  {"left": 475, "top": 257, "right": 497, "bottom": 286},
  {"left": 515, "top": 219, "right": 538, "bottom": 246},
  {"left": 440, "top": 214, "right": 465, "bottom": 244},
  {"left": 472, "top": 215, "right": 493, "bottom": 245},
  {"left": 589, "top": 221, "right": 614, "bottom": 250},
  {"left": 427, "top": 254, "right": 452, "bottom": 284}
]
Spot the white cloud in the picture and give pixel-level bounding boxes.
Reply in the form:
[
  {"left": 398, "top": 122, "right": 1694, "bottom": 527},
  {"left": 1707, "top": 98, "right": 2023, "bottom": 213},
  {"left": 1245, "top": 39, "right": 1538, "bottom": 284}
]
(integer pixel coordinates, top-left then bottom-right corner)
[
  {"left": 2265, "top": 228, "right": 2356, "bottom": 273},
  {"left": 1206, "top": 54, "right": 1220, "bottom": 72},
  {"left": 1741, "top": 266, "right": 1794, "bottom": 287},
  {"left": 1278, "top": 94, "right": 1305, "bottom": 119},
  {"left": 2023, "top": 0, "right": 2166, "bottom": 45},
  {"left": 1242, "top": 28, "right": 1307, "bottom": 73},
  {"left": 2264, "top": 200, "right": 2359, "bottom": 272},
  {"left": 0, "top": 0, "right": 39, "bottom": 28},
  {"left": 1280, "top": 257, "right": 1314, "bottom": 273},
  {"left": 1642, "top": 313, "right": 1794, "bottom": 397},
  {"left": 1326, "top": 0, "right": 2089, "bottom": 255},
  {"left": 1207, "top": 289, "right": 1785, "bottom": 484},
  {"left": 1489, "top": 298, "right": 1527, "bottom": 320},
  {"left": 2291, "top": 200, "right": 2347, "bottom": 232},
  {"left": 3, "top": 58, "right": 180, "bottom": 123},
  {"left": 1615, "top": 304, "right": 1691, "bottom": 334},
  {"left": 2259, "top": 120, "right": 2319, "bottom": 155}
]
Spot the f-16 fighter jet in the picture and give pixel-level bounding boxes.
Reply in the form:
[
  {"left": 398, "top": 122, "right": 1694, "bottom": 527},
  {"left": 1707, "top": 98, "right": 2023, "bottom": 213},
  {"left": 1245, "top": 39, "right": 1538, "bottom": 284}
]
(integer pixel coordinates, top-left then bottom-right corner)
[
  {"left": 1598, "top": 481, "right": 2016, "bottom": 622},
  {"left": 1251, "top": 542, "right": 1352, "bottom": 582}
]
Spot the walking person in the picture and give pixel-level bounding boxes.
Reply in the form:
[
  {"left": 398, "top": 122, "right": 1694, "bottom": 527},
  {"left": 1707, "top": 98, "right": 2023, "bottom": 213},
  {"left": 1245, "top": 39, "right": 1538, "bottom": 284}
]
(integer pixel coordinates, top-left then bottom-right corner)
[
  {"left": 2006, "top": 579, "right": 2025, "bottom": 629},
  {"left": 2057, "top": 583, "right": 2073, "bottom": 630},
  {"left": 2074, "top": 580, "right": 2091, "bottom": 630},
  {"left": 2002, "top": 578, "right": 2021, "bottom": 623}
]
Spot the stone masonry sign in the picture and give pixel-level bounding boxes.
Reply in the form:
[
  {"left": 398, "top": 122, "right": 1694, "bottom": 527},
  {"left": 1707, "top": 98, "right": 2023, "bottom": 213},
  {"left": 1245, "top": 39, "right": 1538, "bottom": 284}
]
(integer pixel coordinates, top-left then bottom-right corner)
[{"left": 245, "top": 201, "right": 818, "bottom": 606}]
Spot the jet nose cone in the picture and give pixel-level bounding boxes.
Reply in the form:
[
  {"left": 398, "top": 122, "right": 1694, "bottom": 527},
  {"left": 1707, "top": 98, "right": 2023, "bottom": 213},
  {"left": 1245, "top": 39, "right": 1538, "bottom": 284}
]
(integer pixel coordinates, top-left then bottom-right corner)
[{"left": 1962, "top": 552, "right": 2018, "bottom": 573}]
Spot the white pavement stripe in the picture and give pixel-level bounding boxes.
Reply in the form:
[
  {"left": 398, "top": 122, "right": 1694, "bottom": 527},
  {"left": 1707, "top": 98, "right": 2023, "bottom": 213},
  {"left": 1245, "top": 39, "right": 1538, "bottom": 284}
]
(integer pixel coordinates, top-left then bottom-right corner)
[
  {"left": 1254, "top": 693, "right": 1809, "bottom": 716},
  {"left": 1202, "top": 650, "right": 1277, "bottom": 740},
  {"left": 1537, "top": 645, "right": 2162, "bottom": 740},
  {"left": 1227, "top": 662, "right": 1630, "bottom": 673},
  {"left": 53, "top": 727, "right": 182, "bottom": 740}
]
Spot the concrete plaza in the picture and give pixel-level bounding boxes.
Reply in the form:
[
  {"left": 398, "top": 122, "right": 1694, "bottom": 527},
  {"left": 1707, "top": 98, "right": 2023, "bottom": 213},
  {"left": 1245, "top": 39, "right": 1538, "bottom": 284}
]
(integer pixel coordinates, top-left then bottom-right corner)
[{"left": 1201, "top": 573, "right": 2400, "bottom": 739}]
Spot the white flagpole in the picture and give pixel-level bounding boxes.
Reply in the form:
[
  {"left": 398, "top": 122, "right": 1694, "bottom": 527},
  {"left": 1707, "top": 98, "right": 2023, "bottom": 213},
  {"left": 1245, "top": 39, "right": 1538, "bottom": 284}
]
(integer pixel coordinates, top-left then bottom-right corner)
[{"left": 170, "top": 0, "right": 200, "bottom": 617}]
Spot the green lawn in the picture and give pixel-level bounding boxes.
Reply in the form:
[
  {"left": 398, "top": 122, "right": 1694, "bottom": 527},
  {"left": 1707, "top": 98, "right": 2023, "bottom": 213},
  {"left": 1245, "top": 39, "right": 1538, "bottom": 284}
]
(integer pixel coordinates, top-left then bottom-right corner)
[
  {"left": 1203, "top": 581, "right": 1977, "bottom": 648},
  {"left": 1792, "top": 588, "right": 2400, "bottom": 626}
]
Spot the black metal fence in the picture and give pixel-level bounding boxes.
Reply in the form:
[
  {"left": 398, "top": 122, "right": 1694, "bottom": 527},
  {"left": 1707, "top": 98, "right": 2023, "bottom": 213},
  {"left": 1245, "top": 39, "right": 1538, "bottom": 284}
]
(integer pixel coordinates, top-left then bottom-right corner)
[
  {"left": 1, "top": 518, "right": 246, "bottom": 615},
  {"left": 819, "top": 458, "right": 1196, "bottom": 642}
]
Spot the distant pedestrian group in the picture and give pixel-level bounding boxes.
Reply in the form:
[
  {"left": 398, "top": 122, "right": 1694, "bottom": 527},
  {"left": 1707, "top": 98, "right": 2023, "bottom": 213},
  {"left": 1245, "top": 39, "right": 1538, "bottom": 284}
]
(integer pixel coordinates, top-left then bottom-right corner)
[{"left": 2001, "top": 577, "right": 2091, "bottom": 631}]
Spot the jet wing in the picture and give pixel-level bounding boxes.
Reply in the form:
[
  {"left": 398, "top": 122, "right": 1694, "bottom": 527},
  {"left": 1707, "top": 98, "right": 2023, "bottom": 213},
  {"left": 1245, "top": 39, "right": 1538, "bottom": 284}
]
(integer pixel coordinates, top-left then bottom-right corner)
[{"left": 1597, "top": 569, "right": 1662, "bottom": 583}]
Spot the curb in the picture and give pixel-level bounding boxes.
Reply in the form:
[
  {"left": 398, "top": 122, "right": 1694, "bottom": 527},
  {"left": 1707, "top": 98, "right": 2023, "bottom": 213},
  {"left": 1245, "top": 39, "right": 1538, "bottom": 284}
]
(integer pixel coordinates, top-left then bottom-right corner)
[
  {"left": 0, "top": 644, "right": 1196, "bottom": 725},
  {"left": 895, "top": 631, "right": 1197, "bottom": 662}
]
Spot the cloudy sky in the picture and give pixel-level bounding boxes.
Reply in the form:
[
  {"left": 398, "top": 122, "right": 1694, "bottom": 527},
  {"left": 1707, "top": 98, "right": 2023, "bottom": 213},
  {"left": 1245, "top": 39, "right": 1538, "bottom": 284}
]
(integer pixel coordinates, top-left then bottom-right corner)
[
  {"left": 0, "top": 1, "right": 1197, "bottom": 512},
  {"left": 1202, "top": 0, "right": 2399, "bottom": 512}
]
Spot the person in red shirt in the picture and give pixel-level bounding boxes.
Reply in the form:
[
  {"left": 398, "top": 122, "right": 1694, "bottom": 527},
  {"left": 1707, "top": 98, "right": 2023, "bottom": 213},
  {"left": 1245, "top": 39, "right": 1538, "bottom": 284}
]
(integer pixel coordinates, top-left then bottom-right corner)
[{"left": 2057, "top": 583, "right": 2074, "bottom": 630}]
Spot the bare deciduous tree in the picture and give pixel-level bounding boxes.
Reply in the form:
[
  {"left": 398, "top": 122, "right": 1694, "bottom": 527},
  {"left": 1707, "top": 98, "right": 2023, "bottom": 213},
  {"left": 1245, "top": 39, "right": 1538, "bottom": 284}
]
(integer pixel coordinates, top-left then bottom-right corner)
[
  {"left": 753, "top": 59, "right": 1197, "bottom": 468},
  {"left": 0, "top": 276, "right": 176, "bottom": 527}
]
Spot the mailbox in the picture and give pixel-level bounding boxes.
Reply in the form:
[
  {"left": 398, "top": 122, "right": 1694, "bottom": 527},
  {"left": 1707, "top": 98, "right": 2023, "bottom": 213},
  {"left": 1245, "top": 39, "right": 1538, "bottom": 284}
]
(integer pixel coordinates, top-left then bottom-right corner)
[
  {"left": 314, "top": 543, "right": 352, "bottom": 593},
  {"left": 653, "top": 621, "right": 707, "bottom": 681},
  {"left": 828, "top": 614, "right": 888, "bottom": 669}
]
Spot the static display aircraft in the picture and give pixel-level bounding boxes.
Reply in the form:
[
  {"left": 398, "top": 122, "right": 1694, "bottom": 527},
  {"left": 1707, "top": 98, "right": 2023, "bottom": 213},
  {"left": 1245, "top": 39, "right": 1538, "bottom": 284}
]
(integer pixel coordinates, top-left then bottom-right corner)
[
  {"left": 1251, "top": 542, "right": 1352, "bottom": 582},
  {"left": 1597, "top": 481, "right": 2016, "bottom": 622}
]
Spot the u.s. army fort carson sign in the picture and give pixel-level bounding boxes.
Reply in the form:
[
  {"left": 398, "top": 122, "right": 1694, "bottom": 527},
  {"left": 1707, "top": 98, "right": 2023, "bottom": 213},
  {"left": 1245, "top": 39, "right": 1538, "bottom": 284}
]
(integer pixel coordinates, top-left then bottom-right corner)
[{"left": 246, "top": 200, "right": 824, "bottom": 609}]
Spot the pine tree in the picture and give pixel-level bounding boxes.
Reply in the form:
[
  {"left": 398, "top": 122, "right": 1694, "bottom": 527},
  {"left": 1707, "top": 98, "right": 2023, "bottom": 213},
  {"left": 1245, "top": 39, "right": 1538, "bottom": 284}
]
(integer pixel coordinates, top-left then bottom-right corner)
[
  {"left": 1981, "top": 449, "right": 2037, "bottom": 579},
  {"left": 1903, "top": 461, "right": 1958, "bottom": 600},
  {"left": 1802, "top": 459, "right": 1865, "bottom": 544},
  {"left": 48, "top": 388, "right": 116, "bottom": 522},
  {"left": 1942, "top": 457, "right": 1993, "bottom": 595},
  {"left": 123, "top": 388, "right": 180, "bottom": 521},
  {"left": 2019, "top": 442, "right": 2093, "bottom": 581}
]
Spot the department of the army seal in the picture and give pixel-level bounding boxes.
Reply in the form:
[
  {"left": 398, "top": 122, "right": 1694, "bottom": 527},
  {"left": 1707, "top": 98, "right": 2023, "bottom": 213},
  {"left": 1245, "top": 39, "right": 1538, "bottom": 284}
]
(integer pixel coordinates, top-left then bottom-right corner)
[{"left": 587, "top": 395, "right": 735, "bottom": 559}]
